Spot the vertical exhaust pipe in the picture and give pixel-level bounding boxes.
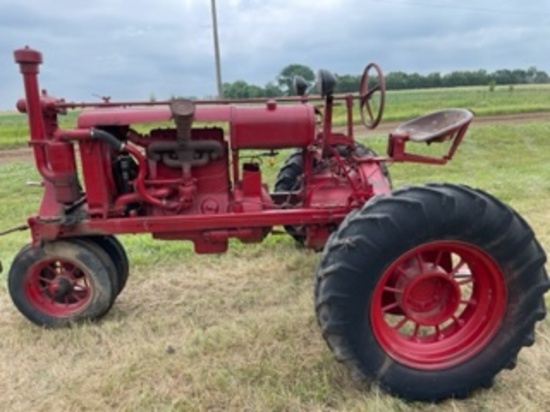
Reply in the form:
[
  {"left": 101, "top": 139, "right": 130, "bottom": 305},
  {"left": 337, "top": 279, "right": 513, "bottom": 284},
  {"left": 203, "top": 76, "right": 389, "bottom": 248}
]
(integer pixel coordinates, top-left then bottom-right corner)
[
  {"left": 170, "top": 99, "right": 195, "bottom": 141},
  {"left": 14, "top": 46, "right": 80, "bottom": 204}
]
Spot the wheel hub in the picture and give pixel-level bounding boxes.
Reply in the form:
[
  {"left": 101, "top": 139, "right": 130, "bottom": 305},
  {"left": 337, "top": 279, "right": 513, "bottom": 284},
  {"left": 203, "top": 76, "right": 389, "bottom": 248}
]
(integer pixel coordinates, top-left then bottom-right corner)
[
  {"left": 50, "top": 277, "right": 74, "bottom": 300},
  {"left": 400, "top": 272, "right": 461, "bottom": 326}
]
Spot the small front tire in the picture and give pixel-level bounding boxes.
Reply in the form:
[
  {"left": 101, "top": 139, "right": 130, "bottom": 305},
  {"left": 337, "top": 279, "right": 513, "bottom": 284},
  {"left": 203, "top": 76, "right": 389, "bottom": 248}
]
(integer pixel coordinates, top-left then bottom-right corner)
[
  {"left": 8, "top": 240, "right": 117, "bottom": 327},
  {"left": 87, "top": 235, "right": 129, "bottom": 295}
]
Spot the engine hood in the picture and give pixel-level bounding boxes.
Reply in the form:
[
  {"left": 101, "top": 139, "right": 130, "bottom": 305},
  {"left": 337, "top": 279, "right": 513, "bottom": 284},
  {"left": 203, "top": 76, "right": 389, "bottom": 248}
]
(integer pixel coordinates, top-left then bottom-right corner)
[{"left": 77, "top": 105, "right": 232, "bottom": 128}]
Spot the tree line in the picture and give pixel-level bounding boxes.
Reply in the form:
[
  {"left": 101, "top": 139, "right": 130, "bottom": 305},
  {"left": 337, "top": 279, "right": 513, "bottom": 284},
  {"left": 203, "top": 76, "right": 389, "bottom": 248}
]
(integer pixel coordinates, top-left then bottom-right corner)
[{"left": 222, "top": 64, "right": 550, "bottom": 98}]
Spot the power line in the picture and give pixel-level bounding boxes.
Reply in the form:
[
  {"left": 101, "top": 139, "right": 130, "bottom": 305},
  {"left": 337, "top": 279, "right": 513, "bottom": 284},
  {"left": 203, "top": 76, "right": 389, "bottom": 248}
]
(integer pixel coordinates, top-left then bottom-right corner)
[{"left": 370, "top": 0, "right": 548, "bottom": 17}]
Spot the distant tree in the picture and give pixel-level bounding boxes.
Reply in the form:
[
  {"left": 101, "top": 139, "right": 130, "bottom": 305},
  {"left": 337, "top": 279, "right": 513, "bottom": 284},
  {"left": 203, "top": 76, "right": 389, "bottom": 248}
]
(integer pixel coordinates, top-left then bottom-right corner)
[
  {"left": 426, "top": 72, "right": 442, "bottom": 88},
  {"left": 527, "top": 66, "right": 538, "bottom": 82},
  {"left": 223, "top": 80, "right": 253, "bottom": 98},
  {"left": 335, "top": 74, "right": 361, "bottom": 93},
  {"left": 534, "top": 70, "right": 550, "bottom": 83},
  {"left": 264, "top": 82, "right": 283, "bottom": 97},
  {"left": 512, "top": 69, "right": 527, "bottom": 84},
  {"left": 385, "top": 71, "right": 408, "bottom": 89},
  {"left": 221, "top": 65, "right": 550, "bottom": 100},
  {"left": 408, "top": 72, "right": 424, "bottom": 88},
  {"left": 222, "top": 80, "right": 282, "bottom": 99},
  {"left": 277, "top": 64, "right": 315, "bottom": 94},
  {"left": 493, "top": 69, "right": 514, "bottom": 85},
  {"left": 443, "top": 71, "right": 468, "bottom": 87}
]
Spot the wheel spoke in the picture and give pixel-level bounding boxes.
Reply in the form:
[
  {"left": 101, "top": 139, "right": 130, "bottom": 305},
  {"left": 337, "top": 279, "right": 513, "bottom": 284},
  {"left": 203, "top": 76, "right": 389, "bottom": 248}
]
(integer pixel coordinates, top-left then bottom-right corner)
[
  {"left": 451, "top": 257, "right": 467, "bottom": 276},
  {"left": 456, "top": 277, "right": 473, "bottom": 285},
  {"left": 365, "top": 102, "right": 374, "bottom": 121},
  {"left": 433, "top": 250, "right": 444, "bottom": 267},
  {"left": 366, "top": 84, "right": 381, "bottom": 97},
  {"left": 43, "top": 266, "right": 58, "bottom": 279},
  {"left": 72, "top": 288, "right": 87, "bottom": 302},
  {"left": 38, "top": 283, "right": 51, "bottom": 293},
  {"left": 66, "top": 266, "right": 81, "bottom": 281},
  {"left": 395, "top": 265, "right": 408, "bottom": 277},
  {"left": 392, "top": 316, "right": 409, "bottom": 331},
  {"left": 415, "top": 253, "right": 425, "bottom": 271},
  {"left": 383, "top": 286, "right": 403, "bottom": 294},
  {"left": 460, "top": 298, "right": 477, "bottom": 306},
  {"left": 412, "top": 323, "right": 420, "bottom": 340},
  {"left": 382, "top": 301, "right": 400, "bottom": 312},
  {"left": 435, "top": 325, "right": 443, "bottom": 340},
  {"left": 38, "top": 276, "right": 54, "bottom": 285}
]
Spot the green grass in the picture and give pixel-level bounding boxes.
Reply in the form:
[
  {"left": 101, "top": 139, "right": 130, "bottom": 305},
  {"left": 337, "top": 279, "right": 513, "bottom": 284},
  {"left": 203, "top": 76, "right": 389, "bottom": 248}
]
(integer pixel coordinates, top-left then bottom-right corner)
[
  {"left": 333, "top": 83, "right": 550, "bottom": 125},
  {"left": 2, "top": 84, "right": 550, "bottom": 149},
  {"left": 381, "top": 83, "right": 550, "bottom": 119},
  {"left": 1, "top": 121, "right": 550, "bottom": 410},
  {"left": 0, "top": 110, "right": 79, "bottom": 148},
  {"left": 1, "top": 120, "right": 550, "bottom": 267}
]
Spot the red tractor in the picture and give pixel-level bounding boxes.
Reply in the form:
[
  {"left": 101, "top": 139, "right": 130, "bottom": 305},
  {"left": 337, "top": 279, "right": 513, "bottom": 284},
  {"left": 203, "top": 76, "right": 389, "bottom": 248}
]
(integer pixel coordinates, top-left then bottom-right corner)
[{"left": 3, "top": 46, "right": 548, "bottom": 401}]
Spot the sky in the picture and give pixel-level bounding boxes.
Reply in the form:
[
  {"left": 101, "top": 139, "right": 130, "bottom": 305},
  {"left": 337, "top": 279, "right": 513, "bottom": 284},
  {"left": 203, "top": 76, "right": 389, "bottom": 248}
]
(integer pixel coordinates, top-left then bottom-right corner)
[{"left": 1, "top": 0, "right": 549, "bottom": 109}]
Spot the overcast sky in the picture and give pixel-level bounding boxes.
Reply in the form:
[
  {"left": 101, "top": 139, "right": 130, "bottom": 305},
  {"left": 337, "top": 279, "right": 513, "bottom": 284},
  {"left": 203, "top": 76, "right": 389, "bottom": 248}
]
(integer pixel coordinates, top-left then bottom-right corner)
[{"left": 1, "top": 0, "right": 549, "bottom": 109}]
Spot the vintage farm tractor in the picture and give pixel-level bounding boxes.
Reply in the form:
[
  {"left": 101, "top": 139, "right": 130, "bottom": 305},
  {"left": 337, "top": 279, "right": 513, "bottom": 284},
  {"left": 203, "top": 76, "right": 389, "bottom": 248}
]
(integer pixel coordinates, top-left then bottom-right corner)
[{"left": 2, "top": 46, "right": 548, "bottom": 401}]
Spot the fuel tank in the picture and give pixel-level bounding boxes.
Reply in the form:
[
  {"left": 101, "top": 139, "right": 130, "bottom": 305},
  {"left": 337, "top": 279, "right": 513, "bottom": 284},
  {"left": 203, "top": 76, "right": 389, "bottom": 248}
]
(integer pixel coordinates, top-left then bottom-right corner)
[{"left": 230, "top": 101, "right": 316, "bottom": 150}]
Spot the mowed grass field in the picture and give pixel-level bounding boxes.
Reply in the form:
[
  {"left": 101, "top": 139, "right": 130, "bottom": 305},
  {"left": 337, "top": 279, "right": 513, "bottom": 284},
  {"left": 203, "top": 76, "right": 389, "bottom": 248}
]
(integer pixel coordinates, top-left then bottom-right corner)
[
  {"left": 1, "top": 83, "right": 550, "bottom": 148},
  {"left": 0, "top": 117, "right": 550, "bottom": 410}
]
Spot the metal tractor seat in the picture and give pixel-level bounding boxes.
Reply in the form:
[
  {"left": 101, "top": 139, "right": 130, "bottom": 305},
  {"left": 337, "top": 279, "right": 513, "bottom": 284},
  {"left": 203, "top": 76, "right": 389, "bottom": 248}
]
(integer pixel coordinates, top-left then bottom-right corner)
[
  {"left": 387, "top": 109, "right": 473, "bottom": 164},
  {"left": 392, "top": 108, "right": 473, "bottom": 142}
]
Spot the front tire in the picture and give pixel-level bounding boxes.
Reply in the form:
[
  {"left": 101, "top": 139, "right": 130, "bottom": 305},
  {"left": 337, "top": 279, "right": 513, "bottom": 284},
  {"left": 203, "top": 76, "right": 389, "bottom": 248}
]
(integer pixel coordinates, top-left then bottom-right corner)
[
  {"left": 87, "top": 235, "right": 129, "bottom": 295},
  {"left": 315, "top": 183, "right": 549, "bottom": 401},
  {"left": 8, "top": 240, "right": 117, "bottom": 327}
]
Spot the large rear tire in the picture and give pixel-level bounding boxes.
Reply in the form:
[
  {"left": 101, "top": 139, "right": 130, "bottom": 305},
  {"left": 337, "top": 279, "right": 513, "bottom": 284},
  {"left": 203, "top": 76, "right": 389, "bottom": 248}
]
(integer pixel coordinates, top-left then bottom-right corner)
[
  {"left": 315, "top": 183, "right": 549, "bottom": 401},
  {"left": 274, "top": 151, "right": 307, "bottom": 244}
]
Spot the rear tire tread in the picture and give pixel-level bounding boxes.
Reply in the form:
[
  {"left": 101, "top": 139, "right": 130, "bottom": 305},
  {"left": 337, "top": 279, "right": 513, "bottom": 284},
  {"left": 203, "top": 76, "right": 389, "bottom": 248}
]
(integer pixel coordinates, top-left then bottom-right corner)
[{"left": 315, "top": 183, "right": 548, "bottom": 401}]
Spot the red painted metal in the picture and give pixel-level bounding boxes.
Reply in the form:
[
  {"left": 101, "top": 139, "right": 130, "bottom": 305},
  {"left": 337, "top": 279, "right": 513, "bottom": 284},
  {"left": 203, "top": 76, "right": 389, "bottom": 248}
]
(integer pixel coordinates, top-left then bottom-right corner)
[
  {"left": 24, "top": 258, "right": 93, "bottom": 316},
  {"left": 370, "top": 241, "right": 507, "bottom": 369},
  {"left": 10, "top": 46, "right": 470, "bottom": 254},
  {"left": 387, "top": 109, "right": 473, "bottom": 164},
  {"left": 77, "top": 105, "right": 232, "bottom": 128},
  {"left": 230, "top": 102, "right": 316, "bottom": 149}
]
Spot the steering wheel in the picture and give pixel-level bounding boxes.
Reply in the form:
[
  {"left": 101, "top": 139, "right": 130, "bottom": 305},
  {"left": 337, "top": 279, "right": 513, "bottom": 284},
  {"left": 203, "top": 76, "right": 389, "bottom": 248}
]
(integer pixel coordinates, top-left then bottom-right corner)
[{"left": 359, "top": 63, "right": 386, "bottom": 129}]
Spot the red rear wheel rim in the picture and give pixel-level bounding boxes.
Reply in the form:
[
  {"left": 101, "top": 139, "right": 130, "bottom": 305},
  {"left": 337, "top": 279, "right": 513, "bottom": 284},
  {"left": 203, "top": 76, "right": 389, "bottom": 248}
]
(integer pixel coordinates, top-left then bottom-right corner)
[
  {"left": 371, "top": 241, "right": 507, "bottom": 369},
  {"left": 24, "top": 258, "right": 93, "bottom": 317}
]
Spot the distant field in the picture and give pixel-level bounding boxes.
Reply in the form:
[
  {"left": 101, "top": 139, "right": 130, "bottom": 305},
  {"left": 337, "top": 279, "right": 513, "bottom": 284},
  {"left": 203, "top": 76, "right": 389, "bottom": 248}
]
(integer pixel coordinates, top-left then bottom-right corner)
[
  {"left": 1, "top": 83, "right": 550, "bottom": 148},
  {"left": 378, "top": 83, "right": 550, "bottom": 119},
  {"left": 0, "top": 110, "right": 78, "bottom": 148},
  {"left": 333, "top": 83, "right": 550, "bottom": 125}
]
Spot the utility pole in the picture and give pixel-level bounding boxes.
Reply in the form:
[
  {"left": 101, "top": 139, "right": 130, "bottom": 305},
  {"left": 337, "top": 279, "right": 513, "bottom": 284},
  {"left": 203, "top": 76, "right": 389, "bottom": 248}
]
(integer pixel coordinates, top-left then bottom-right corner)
[{"left": 210, "top": 0, "right": 223, "bottom": 98}]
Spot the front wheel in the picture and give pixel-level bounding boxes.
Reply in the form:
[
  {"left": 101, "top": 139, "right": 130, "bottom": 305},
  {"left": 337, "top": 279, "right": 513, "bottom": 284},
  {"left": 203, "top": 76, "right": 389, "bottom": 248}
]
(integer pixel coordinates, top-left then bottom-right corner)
[
  {"left": 8, "top": 240, "right": 117, "bottom": 327},
  {"left": 315, "top": 183, "right": 549, "bottom": 401}
]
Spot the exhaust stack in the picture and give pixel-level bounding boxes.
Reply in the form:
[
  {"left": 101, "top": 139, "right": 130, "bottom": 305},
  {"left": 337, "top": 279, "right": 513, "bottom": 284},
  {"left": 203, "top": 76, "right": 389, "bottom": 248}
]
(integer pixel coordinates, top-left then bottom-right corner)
[{"left": 170, "top": 99, "right": 195, "bottom": 141}]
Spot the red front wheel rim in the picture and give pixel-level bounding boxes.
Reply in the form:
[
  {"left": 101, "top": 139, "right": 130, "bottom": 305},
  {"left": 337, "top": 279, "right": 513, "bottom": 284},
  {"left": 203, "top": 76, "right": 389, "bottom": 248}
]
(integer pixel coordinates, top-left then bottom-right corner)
[
  {"left": 371, "top": 241, "right": 507, "bottom": 369},
  {"left": 24, "top": 258, "right": 93, "bottom": 317}
]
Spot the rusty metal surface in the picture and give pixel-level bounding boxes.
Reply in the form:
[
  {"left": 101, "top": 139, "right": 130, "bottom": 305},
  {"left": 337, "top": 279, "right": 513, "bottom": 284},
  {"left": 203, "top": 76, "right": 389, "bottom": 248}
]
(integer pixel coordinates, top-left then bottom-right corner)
[{"left": 392, "top": 108, "right": 473, "bottom": 142}]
